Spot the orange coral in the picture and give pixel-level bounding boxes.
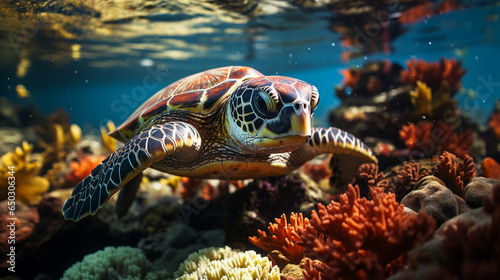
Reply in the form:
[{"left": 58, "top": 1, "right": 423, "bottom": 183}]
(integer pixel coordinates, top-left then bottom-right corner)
[
  {"left": 400, "top": 57, "right": 466, "bottom": 93},
  {"left": 249, "top": 212, "right": 309, "bottom": 264},
  {"left": 351, "top": 163, "right": 387, "bottom": 197},
  {"left": 482, "top": 157, "right": 500, "bottom": 180},
  {"left": 399, "top": 121, "right": 473, "bottom": 158},
  {"left": 298, "top": 185, "right": 436, "bottom": 280},
  {"left": 434, "top": 151, "right": 476, "bottom": 195},
  {"left": 489, "top": 112, "right": 500, "bottom": 138},
  {"left": 341, "top": 69, "right": 361, "bottom": 91},
  {"left": 179, "top": 177, "right": 202, "bottom": 200},
  {"left": 66, "top": 154, "right": 106, "bottom": 185}
]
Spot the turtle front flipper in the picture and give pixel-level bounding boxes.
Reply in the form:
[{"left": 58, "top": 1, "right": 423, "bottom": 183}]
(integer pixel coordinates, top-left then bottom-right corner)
[
  {"left": 62, "top": 122, "right": 201, "bottom": 222},
  {"left": 289, "top": 127, "right": 377, "bottom": 186}
]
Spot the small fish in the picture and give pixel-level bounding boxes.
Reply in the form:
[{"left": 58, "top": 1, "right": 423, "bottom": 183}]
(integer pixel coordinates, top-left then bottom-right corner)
[{"left": 15, "top": 84, "right": 30, "bottom": 98}]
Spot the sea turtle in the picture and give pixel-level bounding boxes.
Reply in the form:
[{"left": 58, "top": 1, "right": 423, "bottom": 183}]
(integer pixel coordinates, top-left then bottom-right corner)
[{"left": 63, "top": 66, "right": 377, "bottom": 221}]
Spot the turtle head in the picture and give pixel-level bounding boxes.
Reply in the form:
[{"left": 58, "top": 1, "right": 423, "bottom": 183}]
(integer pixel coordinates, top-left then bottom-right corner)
[{"left": 227, "top": 76, "right": 319, "bottom": 152}]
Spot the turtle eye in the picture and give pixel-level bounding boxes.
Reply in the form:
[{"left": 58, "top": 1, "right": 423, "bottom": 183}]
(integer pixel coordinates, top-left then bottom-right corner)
[{"left": 254, "top": 90, "right": 278, "bottom": 117}]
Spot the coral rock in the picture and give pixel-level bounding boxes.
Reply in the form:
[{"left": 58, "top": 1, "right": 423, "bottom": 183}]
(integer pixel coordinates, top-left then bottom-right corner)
[
  {"left": 463, "top": 177, "right": 500, "bottom": 208},
  {"left": 401, "top": 176, "right": 464, "bottom": 227}
]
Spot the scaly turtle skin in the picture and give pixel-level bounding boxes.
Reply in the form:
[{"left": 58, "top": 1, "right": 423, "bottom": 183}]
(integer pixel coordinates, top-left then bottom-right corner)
[{"left": 63, "top": 66, "right": 377, "bottom": 221}]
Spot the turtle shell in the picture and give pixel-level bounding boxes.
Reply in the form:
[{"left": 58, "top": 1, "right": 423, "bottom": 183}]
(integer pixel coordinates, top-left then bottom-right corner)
[{"left": 110, "top": 66, "right": 263, "bottom": 142}]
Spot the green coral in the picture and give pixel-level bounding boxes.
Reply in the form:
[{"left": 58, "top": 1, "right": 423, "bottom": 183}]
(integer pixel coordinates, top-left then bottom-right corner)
[
  {"left": 62, "top": 246, "right": 168, "bottom": 280},
  {"left": 175, "top": 246, "right": 280, "bottom": 280}
]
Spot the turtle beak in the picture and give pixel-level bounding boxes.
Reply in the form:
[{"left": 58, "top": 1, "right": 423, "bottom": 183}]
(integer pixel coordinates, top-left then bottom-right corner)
[{"left": 290, "top": 101, "right": 312, "bottom": 137}]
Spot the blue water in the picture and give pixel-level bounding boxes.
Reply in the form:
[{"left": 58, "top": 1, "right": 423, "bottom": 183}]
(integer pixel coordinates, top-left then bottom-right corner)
[{"left": 0, "top": 0, "right": 499, "bottom": 131}]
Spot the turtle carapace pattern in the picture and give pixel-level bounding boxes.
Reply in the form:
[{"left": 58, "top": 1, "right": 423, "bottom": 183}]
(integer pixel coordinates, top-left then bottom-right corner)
[{"left": 62, "top": 66, "right": 377, "bottom": 221}]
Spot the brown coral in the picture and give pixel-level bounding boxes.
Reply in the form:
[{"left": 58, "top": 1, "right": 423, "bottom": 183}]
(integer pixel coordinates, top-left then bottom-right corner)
[
  {"left": 399, "top": 121, "right": 473, "bottom": 158},
  {"left": 434, "top": 151, "right": 476, "bottom": 196},
  {"left": 400, "top": 57, "right": 466, "bottom": 93},
  {"left": 249, "top": 212, "right": 309, "bottom": 264},
  {"left": 298, "top": 185, "right": 436, "bottom": 280},
  {"left": 351, "top": 163, "right": 387, "bottom": 198}
]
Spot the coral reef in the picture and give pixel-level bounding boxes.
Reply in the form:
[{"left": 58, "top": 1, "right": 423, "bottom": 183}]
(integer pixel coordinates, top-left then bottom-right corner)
[
  {"left": 62, "top": 246, "right": 167, "bottom": 280},
  {"left": 0, "top": 141, "right": 49, "bottom": 204},
  {"left": 434, "top": 151, "right": 476, "bottom": 196},
  {"left": 174, "top": 246, "right": 280, "bottom": 280},
  {"left": 350, "top": 163, "right": 386, "bottom": 198},
  {"left": 298, "top": 185, "right": 436, "bottom": 280},
  {"left": 400, "top": 57, "right": 466, "bottom": 93},
  {"left": 249, "top": 212, "right": 309, "bottom": 265}
]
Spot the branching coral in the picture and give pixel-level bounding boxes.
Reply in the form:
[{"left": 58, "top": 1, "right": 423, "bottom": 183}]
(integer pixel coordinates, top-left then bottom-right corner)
[
  {"left": 66, "top": 153, "right": 106, "bottom": 185},
  {"left": 399, "top": 121, "right": 473, "bottom": 157},
  {"left": 298, "top": 185, "right": 436, "bottom": 280},
  {"left": 488, "top": 112, "right": 500, "bottom": 138},
  {"left": 434, "top": 151, "right": 476, "bottom": 196},
  {"left": 389, "top": 162, "right": 429, "bottom": 200},
  {"left": 249, "top": 212, "right": 309, "bottom": 264},
  {"left": 0, "top": 141, "right": 50, "bottom": 204},
  {"left": 400, "top": 57, "right": 466, "bottom": 93},
  {"left": 482, "top": 157, "right": 500, "bottom": 180},
  {"left": 351, "top": 163, "right": 386, "bottom": 198}
]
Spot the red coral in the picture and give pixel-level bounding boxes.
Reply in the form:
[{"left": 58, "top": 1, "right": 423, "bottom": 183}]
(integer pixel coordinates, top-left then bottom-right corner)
[
  {"left": 482, "top": 157, "right": 500, "bottom": 180},
  {"left": 303, "top": 160, "right": 330, "bottom": 182},
  {"left": 389, "top": 162, "right": 429, "bottom": 200},
  {"left": 66, "top": 154, "right": 106, "bottom": 184},
  {"left": 249, "top": 212, "right": 309, "bottom": 264},
  {"left": 399, "top": 121, "right": 473, "bottom": 157},
  {"left": 434, "top": 151, "right": 476, "bottom": 195},
  {"left": 298, "top": 185, "right": 436, "bottom": 280},
  {"left": 400, "top": 57, "right": 466, "bottom": 93},
  {"left": 488, "top": 112, "right": 500, "bottom": 138}
]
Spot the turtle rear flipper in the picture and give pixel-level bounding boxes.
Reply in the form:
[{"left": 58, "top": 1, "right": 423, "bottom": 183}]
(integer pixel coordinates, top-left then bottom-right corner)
[{"left": 62, "top": 122, "right": 201, "bottom": 222}]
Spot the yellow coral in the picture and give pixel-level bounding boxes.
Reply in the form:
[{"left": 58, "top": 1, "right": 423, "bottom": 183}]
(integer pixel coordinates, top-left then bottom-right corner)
[
  {"left": 100, "top": 120, "right": 117, "bottom": 152},
  {"left": 175, "top": 246, "right": 280, "bottom": 280},
  {"left": 0, "top": 141, "right": 50, "bottom": 204},
  {"left": 41, "top": 123, "right": 82, "bottom": 163},
  {"left": 410, "top": 80, "right": 432, "bottom": 116}
]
